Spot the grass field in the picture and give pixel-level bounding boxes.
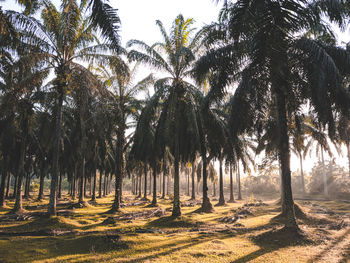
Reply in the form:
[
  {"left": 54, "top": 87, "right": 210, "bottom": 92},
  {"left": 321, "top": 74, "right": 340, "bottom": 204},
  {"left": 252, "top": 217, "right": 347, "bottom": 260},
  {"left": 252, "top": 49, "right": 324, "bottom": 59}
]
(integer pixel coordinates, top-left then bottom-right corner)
[{"left": 0, "top": 194, "right": 349, "bottom": 263}]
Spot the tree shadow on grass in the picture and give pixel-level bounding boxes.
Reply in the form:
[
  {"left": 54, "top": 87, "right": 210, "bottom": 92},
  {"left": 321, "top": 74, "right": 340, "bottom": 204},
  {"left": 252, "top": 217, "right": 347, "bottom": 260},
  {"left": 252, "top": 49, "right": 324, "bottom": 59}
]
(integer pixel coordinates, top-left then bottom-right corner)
[
  {"left": 100, "top": 231, "right": 234, "bottom": 263},
  {"left": 146, "top": 215, "right": 199, "bottom": 228},
  {"left": 0, "top": 233, "right": 132, "bottom": 263},
  {"left": 306, "top": 228, "right": 350, "bottom": 263},
  {"left": 0, "top": 216, "right": 76, "bottom": 234},
  {"left": 231, "top": 227, "right": 313, "bottom": 263}
]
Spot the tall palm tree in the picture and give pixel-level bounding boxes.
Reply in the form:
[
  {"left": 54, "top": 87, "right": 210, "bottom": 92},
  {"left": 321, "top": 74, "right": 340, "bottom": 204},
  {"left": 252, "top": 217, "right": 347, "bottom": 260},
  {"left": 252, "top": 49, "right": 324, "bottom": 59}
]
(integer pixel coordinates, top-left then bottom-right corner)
[
  {"left": 195, "top": 0, "right": 349, "bottom": 230},
  {"left": 12, "top": 0, "right": 121, "bottom": 49},
  {"left": 6, "top": 0, "right": 119, "bottom": 215},
  {"left": 128, "top": 15, "right": 206, "bottom": 217},
  {"left": 95, "top": 59, "right": 154, "bottom": 211}
]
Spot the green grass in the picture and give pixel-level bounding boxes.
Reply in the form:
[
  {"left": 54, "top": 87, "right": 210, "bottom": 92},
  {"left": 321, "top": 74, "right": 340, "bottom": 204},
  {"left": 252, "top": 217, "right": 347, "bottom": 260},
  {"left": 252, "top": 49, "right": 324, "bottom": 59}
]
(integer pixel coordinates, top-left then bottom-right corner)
[{"left": 0, "top": 193, "right": 349, "bottom": 263}]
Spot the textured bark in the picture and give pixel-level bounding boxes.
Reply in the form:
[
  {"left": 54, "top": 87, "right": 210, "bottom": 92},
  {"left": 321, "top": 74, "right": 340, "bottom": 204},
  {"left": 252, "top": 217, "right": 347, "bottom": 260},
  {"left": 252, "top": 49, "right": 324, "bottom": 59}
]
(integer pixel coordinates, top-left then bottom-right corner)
[
  {"left": 200, "top": 155, "right": 213, "bottom": 212},
  {"left": 149, "top": 171, "right": 152, "bottom": 195},
  {"left": 237, "top": 163, "right": 242, "bottom": 200},
  {"left": 38, "top": 168, "right": 45, "bottom": 201},
  {"left": 161, "top": 169, "right": 166, "bottom": 199},
  {"left": 58, "top": 173, "right": 62, "bottom": 199},
  {"left": 298, "top": 152, "right": 306, "bottom": 195},
  {"left": 151, "top": 165, "right": 157, "bottom": 206},
  {"left": 172, "top": 153, "right": 181, "bottom": 217},
  {"left": 217, "top": 157, "right": 225, "bottom": 206},
  {"left": 98, "top": 171, "right": 102, "bottom": 198},
  {"left": 191, "top": 165, "right": 195, "bottom": 200},
  {"left": 275, "top": 88, "right": 298, "bottom": 229},
  {"left": 0, "top": 173, "right": 7, "bottom": 207},
  {"left": 83, "top": 174, "right": 87, "bottom": 198},
  {"left": 228, "top": 164, "right": 235, "bottom": 202},
  {"left": 347, "top": 142, "right": 350, "bottom": 178},
  {"left": 138, "top": 172, "right": 142, "bottom": 197},
  {"left": 78, "top": 174, "right": 85, "bottom": 204},
  {"left": 13, "top": 175, "right": 18, "bottom": 199},
  {"left": 111, "top": 124, "right": 126, "bottom": 212},
  {"left": 48, "top": 90, "right": 64, "bottom": 216},
  {"left": 24, "top": 174, "right": 29, "bottom": 198},
  {"left": 14, "top": 133, "right": 26, "bottom": 213},
  {"left": 5, "top": 173, "right": 11, "bottom": 199},
  {"left": 321, "top": 148, "right": 328, "bottom": 197},
  {"left": 103, "top": 173, "right": 107, "bottom": 197},
  {"left": 91, "top": 170, "right": 96, "bottom": 201},
  {"left": 187, "top": 168, "right": 190, "bottom": 196},
  {"left": 142, "top": 165, "right": 148, "bottom": 200}
]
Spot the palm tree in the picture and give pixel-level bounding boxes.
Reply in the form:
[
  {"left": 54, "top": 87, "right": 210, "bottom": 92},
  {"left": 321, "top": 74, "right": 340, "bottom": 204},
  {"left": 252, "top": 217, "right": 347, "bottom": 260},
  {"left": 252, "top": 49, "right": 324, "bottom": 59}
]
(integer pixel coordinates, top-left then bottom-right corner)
[
  {"left": 6, "top": 0, "right": 120, "bottom": 215},
  {"left": 0, "top": 51, "right": 47, "bottom": 212},
  {"left": 95, "top": 59, "right": 154, "bottom": 211},
  {"left": 128, "top": 15, "right": 206, "bottom": 217},
  {"left": 12, "top": 0, "right": 121, "bottom": 50},
  {"left": 195, "top": 0, "right": 349, "bottom": 230}
]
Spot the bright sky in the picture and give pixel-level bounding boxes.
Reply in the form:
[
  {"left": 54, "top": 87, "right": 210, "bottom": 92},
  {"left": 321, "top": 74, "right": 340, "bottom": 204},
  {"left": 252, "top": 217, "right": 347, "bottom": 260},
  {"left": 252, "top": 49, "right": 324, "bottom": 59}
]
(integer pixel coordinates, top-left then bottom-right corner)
[{"left": 2, "top": 0, "right": 350, "bottom": 175}]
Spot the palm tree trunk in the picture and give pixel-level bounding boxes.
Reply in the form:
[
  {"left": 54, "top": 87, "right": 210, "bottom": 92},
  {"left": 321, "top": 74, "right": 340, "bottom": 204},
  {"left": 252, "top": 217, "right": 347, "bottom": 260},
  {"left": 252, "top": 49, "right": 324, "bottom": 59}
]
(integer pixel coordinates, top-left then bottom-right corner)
[
  {"left": 103, "top": 173, "right": 107, "bottom": 197},
  {"left": 91, "top": 170, "right": 96, "bottom": 201},
  {"left": 5, "top": 173, "right": 11, "bottom": 199},
  {"left": 151, "top": 165, "right": 157, "bottom": 206},
  {"left": 13, "top": 174, "right": 18, "bottom": 199},
  {"left": 98, "top": 171, "right": 102, "bottom": 198},
  {"left": 321, "top": 148, "right": 328, "bottom": 197},
  {"left": 228, "top": 164, "right": 234, "bottom": 202},
  {"left": 191, "top": 165, "right": 195, "bottom": 200},
  {"left": 78, "top": 173, "right": 85, "bottom": 204},
  {"left": 111, "top": 126, "right": 125, "bottom": 212},
  {"left": 347, "top": 141, "right": 350, "bottom": 178},
  {"left": 142, "top": 164, "right": 148, "bottom": 200},
  {"left": 213, "top": 181, "right": 216, "bottom": 196},
  {"left": 0, "top": 173, "right": 7, "bottom": 207},
  {"left": 162, "top": 164, "right": 166, "bottom": 199},
  {"left": 138, "top": 172, "right": 142, "bottom": 197},
  {"left": 24, "top": 174, "right": 29, "bottom": 198},
  {"left": 298, "top": 152, "right": 306, "bottom": 195},
  {"left": 172, "top": 149, "right": 181, "bottom": 217},
  {"left": 237, "top": 162, "right": 242, "bottom": 200},
  {"left": 38, "top": 168, "right": 45, "bottom": 201},
  {"left": 149, "top": 171, "right": 152, "bottom": 195},
  {"left": 13, "top": 133, "right": 26, "bottom": 213},
  {"left": 48, "top": 90, "right": 64, "bottom": 216},
  {"left": 159, "top": 172, "right": 161, "bottom": 195},
  {"left": 167, "top": 171, "right": 170, "bottom": 195},
  {"left": 83, "top": 175, "right": 87, "bottom": 198},
  {"left": 217, "top": 157, "right": 225, "bottom": 206},
  {"left": 72, "top": 170, "right": 76, "bottom": 199},
  {"left": 275, "top": 88, "right": 298, "bottom": 229},
  {"left": 187, "top": 168, "right": 190, "bottom": 196},
  {"left": 200, "top": 155, "right": 213, "bottom": 212},
  {"left": 58, "top": 173, "right": 62, "bottom": 199}
]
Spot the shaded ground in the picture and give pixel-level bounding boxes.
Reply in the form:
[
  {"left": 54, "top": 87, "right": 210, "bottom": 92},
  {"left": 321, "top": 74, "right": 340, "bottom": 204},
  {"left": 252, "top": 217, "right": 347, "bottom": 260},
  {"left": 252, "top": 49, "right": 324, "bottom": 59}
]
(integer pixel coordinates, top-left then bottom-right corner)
[{"left": 0, "top": 194, "right": 349, "bottom": 263}]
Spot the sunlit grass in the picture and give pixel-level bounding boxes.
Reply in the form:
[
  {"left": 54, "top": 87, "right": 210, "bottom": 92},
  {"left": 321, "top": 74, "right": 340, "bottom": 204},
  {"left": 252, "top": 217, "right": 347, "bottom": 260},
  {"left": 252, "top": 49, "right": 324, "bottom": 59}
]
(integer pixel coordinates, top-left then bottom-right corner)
[{"left": 0, "top": 193, "right": 349, "bottom": 262}]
